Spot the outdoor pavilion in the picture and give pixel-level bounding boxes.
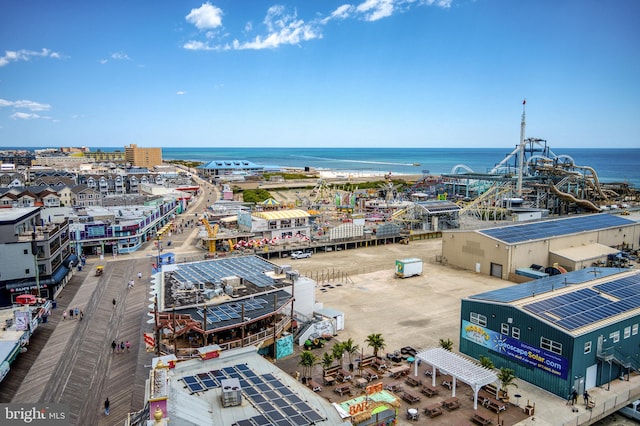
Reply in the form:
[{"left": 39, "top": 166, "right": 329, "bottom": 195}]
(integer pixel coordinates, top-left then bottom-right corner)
[{"left": 415, "top": 347, "right": 498, "bottom": 409}]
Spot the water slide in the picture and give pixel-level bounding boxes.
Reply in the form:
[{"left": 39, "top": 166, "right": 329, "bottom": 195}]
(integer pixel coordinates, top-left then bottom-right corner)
[{"left": 549, "top": 184, "right": 601, "bottom": 212}]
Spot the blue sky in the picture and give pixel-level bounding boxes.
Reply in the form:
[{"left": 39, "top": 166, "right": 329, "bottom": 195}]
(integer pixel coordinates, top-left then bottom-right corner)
[{"left": 1, "top": 0, "right": 639, "bottom": 148}]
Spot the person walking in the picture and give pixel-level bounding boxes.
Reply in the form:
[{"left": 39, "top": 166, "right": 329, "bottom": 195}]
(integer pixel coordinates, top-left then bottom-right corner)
[
  {"left": 138, "top": 272, "right": 142, "bottom": 280},
  {"left": 104, "top": 398, "right": 110, "bottom": 416},
  {"left": 571, "top": 389, "right": 578, "bottom": 405},
  {"left": 120, "top": 341, "right": 125, "bottom": 352},
  {"left": 69, "top": 308, "right": 74, "bottom": 319},
  {"left": 79, "top": 310, "right": 84, "bottom": 321},
  {"left": 583, "top": 390, "right": 590, "bottom": 406},
  {"left": 125, "top": 340, "right": 130, "bottom": 352},
  {"left": 74, "top": 307, "right": 79, "bottom": 318},
  {"left": 111, "top": 340, "right": 117, "bottom": 353},
  {"left": 62, "top": 311, "right": 67, "bottom": 321},
  {"left": 112, "top": 298, "right": 116, "bottom": 307}
]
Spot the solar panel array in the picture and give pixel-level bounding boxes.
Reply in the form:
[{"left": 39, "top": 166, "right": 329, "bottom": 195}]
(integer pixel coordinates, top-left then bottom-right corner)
[
  {"left": 181, "top": 371, "right": 221, "bottom": 394},
  {"left": 523, "top": 274, "right": 640, "bottom": 331},
  {"left": 171, "top": 256, "right": 277, "bottom": 288},
  {"left": 479, "top": 214, "right": 634, "bottom": 244},
  {"left": 187, "top": 289, "right": 291, "bottom": 327},
  {"left": 195, "top": 298, "right": 268, "bottom": 324},
  {"left": 470, "top": 267, "right": 626, "bottom": 303},
  {"left": 203, "top": 364, "right": 327, "bottom": 426}
]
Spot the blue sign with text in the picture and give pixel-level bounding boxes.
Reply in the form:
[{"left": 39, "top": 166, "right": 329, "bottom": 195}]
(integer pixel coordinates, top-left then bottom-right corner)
[{"left": 461, "top": 320, "right": 569, "bottom": 379}]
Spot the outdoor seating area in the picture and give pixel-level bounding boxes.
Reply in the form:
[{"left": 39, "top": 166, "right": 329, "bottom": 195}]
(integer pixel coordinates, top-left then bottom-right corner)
[
  {"left": 441, "top": 374, "right": 453, "bottom": 390},
  {"left": 337, "top": 369, "right": 352, "bottom": 382},
  {"left": 372, "top": 358, "right": 387, "bottom": 371},
  {"left": 384, "top": 382, "right": 404, "bottom": 393},
  {"left": 406, "top": 408, "right": 420, "bottom": 421},
  {"left": 362, "top": 368, "right": 378, "bottom": 382}
]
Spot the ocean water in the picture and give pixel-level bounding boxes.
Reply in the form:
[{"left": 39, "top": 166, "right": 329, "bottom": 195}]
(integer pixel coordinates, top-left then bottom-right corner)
[{"left": 158, "top": 147, "right": 640, "bottom": 188}]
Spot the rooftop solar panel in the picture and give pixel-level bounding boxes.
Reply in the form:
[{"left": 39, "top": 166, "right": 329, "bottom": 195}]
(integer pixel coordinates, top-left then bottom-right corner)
[
  {"left": 521, "top": 272, "right": 640, "bottom": 331},
  {"left": 479, "top": 214, "right": 635, "bottom": 244}
]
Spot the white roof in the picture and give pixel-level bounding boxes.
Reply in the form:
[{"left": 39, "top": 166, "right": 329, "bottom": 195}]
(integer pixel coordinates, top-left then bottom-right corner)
[{"left": 416, "top": 347, "right": 497, "bottom": 389}]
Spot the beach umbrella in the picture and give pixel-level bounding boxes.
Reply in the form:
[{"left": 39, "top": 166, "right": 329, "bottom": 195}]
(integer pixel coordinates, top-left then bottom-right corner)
[{"left": 261, "top": 198, "right": 280, "bottom": 206}]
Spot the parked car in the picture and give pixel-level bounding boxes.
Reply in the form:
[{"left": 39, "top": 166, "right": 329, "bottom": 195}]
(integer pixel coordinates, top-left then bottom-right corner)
[
  {"left": 291, "top": 251, "right": 312, "bottom": 259},
  {"left": 619, "top": 400, "right": 640, "bottom": 420}
]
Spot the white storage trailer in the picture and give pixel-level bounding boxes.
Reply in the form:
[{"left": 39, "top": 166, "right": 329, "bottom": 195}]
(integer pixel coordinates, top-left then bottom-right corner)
[{"left": 395, "top": 258, "right": 423, "bottom": 278}]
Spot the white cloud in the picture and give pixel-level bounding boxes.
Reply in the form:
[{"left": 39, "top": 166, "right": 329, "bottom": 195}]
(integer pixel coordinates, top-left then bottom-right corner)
[
  {"left": 233, "top": 6, "right": 322, "bottom": 50},
  {"left": 0, "top": 98, "right": 51, "bottom": 111},
  {"left": 176, "top": 91, "right": 186, "bottom": 95},
  {"left": 11, "top": 112, "right": 40, "bottom": 120},
  {"left": 110, "top": 52, "right": 131, "bottom": 60},
  {"left": 356, "top": 0, "right": 394, "bottom": 21},
  {"left": 332, "top": 4, "right": 354, "bottom": 20},
  {"left": 186, "top": 2, "right": 223, "bottom": 30},
  {"left": 182, "top": 0, "right": 452, "bottom": 51},
  {"left": 0, "top": 48, "right": 62, "bottom": 67}
]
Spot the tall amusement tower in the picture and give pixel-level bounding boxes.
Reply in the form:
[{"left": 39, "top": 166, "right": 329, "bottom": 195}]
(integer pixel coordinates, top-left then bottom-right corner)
[{"left": 517, "top": 99, "right": 526, "bottom": 196}]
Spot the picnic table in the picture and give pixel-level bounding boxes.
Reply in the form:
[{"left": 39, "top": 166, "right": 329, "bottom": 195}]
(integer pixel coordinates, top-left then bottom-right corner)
[
  {"left": 405, "top": 375, "right": 421, "bottom": 387},
  {"left": 443, "top": 396, "right": 460, "bottom": 410},
  {"left": 424, "top": 403, "right": 443, "bottom": 418},
  {"left": 388, "top": 365, "right": 410, "bottom": 378},
  {"left": 441, "top": 374, "right": 453, "bottom": 390},
  {"left": 337, "top": 369, "right": 352, "bottom": 381},
  {"left": 308, "top": 380, "right": 322, "bottom": 392},
  {"left": 355, "top": 377, "right": 368, "bottom": 388},
  {"left": 323, "top": 375, "right": 336, "bottom": 385},
  {"left": 372, "top": 358, "right": 387, "bottom": 370},
  {"left": 471, "top": 412, "right": 493, "bottom": 425},
  {"left": 421, "top": 383, "right": 439, "bottom": 397},
  {"left": 384, "top": 382, "right": 404, "bottom": 393},
  {"left": 483, "top": 397, "right": 506, "bottom": 413},
  {"left": 402, "top": 390, "right": 421, "bottom": 404},
  {"left": 334, "top": 383, "right": 351, "bottom": 396},
  {"left": 362, "top": 369, "right": 379, "bottom": 381}
]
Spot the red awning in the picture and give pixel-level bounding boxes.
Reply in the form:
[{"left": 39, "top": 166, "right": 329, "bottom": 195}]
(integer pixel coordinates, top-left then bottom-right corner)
[{"left": 16, "top": 294, "right": 37, "bottom": 305}]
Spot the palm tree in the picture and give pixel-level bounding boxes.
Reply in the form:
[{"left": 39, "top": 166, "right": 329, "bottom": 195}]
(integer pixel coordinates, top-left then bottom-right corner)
[
  {"left": 321, "top": 352, "right": 334, "bottom": 374},
  {"left": 439, "top": 338, "right": 454, "bottom": 351},
  {"left": 479, "top": 356, "right": 495, "bottom": 370},
  {"left": 332, "top": 342, "right": 345, "bottom": 368},
  {"left": 365, "top": 333, "right": 386, "bottom": 359},
  {"left": 497, "top": 367, "right": 518, "bottom": 398},
  {"left": 342, "top": 338, "right": 359, "bottom": 371},
  {"left": 299, "top": 351, "right": 318, "bottom": 384}
]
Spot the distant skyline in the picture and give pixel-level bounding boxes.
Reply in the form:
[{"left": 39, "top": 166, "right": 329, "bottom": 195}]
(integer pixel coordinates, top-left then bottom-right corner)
[{"left": 1, "top": 0, "right": 639, "bottom": 148}]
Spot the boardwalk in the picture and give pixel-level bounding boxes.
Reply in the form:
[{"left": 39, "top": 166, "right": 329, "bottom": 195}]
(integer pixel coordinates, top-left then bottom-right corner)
[{"left": 2, "top": 257, "right": 155, "bottom": 425}]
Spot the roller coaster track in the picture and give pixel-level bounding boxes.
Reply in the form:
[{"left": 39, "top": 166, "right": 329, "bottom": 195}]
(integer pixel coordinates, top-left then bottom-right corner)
[
  {"left": 459, "top": 181, "right": 514, "bottom": 219},
  {"left": 550, "top": 183, "right": 601, "bottom": 212}
]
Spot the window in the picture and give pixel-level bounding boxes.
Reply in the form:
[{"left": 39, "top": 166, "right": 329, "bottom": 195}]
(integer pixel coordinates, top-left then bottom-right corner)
[
  {"left": 501, "top": 323, "right": 509, "bottom": 335},
  {"left": 610, "top": 331, "right": 620, "bottom": 343},
  {"left": 541, "top": 337, "right": 562, "bottom": 355},
  {"left": 633, "top": 324, "right": 638, "bottom": 336},
  {"left": 624, "top": 326, "right": 631, "bottom": 339},
  {"left": 470, "top": 312, "right": 487, "bottom": 327},
  {"left": 24, "top": 249, "right": 28, "bottom": 254},
  {"left": 584, "top": 341, "right": 592, "bottom": 354},
  {"left": 512, "top": 327, "right": 520, "bottom": 339},
  {"left": 25, "top": 268, "right": 30, "bottom": 274}
]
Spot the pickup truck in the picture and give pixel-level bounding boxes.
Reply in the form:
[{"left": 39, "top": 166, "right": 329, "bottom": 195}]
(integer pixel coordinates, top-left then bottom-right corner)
[
  {"left": 619, "top": 400, "right": 640, "bottom": 420},
  {"left": 291, "top": 251, "right": 312, "bottom": 259}
]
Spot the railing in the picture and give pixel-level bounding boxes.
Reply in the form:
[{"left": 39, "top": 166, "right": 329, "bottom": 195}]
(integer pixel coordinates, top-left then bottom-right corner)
[
  {"left": 598, "top": 346, "right": 640, "bottom": 371},
  {"left": 173, "top": 317, "right": 291, "bottom": 358},
  {"left": 561, "top": 382, "right": 640, "bottom": 426}
]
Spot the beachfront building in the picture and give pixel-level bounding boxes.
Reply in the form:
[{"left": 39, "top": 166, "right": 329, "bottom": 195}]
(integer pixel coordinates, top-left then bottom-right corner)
[
  {"left": 0, "top": 207, "right": 75, "bottom": 307},
  {"left": 124, "top": 144, "right": 163, "bottom": 168},
  {"left": 136, "top": 346, "right": 345, "bottom": 425},
  {"left": 460, "top": 267, "right": 640, "bottom": 399},
  {"left": 44, "top": 197, "right": 179, "bottom": 256},
  {"left": 197, "top": 160, "right": 264, "bottom": 181},
  {"left": 236, "top": 209, "right": 312, "bottom": 241},
  {"left": 442, "top": 214, "right": 640, "bottom": 280},
  {"left": 150, "top": 256, "right": 315, "bottom": 357},
  {"left": 0, "top": 187, "right": 64, "bottom": 209}
]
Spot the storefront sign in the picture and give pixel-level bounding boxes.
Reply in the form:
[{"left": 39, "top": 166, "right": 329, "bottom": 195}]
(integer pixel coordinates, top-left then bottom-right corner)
[{"left": 461, "top": 320, "right": 569, "bottom": 379}]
